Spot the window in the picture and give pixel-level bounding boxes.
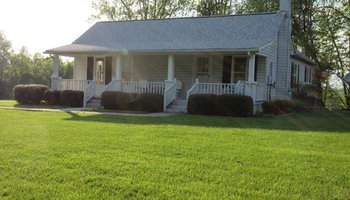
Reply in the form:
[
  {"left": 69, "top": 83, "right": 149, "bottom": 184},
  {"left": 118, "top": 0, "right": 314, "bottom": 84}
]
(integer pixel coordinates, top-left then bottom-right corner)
[
  {"left": 197, "top": 57, "right": 210, "bottom": 76},
  {"left": 233, "top": 58, "right": 247, "bottom": 83},
  {"left": 304, "top": 66, "right": 312, "bottom": 83},
  {"left": 291, "top": 62, "right": 299, "bottom": 87}
]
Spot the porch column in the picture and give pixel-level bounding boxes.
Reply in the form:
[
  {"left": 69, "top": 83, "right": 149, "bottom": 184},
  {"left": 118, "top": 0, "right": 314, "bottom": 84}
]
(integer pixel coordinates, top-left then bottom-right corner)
[
  {"left": 248, "top": 54, "right": 256, "bottom": 82},
  {"left": 167, "top": 55, "right": 174, "bottom": 81},
  {"left": 114, "top": 55, "right": 122, "bottom": 91},
  {"left": 51, "top": 54, "right": 60, "bottom": 90}
]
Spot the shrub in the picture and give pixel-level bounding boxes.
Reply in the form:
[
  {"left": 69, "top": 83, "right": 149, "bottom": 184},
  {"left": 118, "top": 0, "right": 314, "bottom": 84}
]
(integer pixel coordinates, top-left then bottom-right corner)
[
  {"left": 43, "top": 90, "right": 61, "bottom": 105},
  {"left": 101, "top": 91, "right": 163, "bottom": 112},
  {"left": 187, "top": 94, "right": 219, "bottom": 115},
  {"left": 217, "top": 94, "right": 253, "bottom": 117},
  {"left": 133, "top": 93, "right": 163, "bottom": 112},
  {"left": 13, "top": 84, "right": 49, "bottom": 105},
  {"left": 262, "top": 100, "right": 310, "bottom": 115},
  {"left": 60, "top": 90, "right": 84, "bottom": 107}
]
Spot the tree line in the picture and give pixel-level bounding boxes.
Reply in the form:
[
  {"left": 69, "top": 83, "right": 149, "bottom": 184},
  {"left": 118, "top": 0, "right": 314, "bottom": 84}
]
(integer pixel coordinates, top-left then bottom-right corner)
[{"left": 0, "top": 32, "right": 73, "bottom": 99}]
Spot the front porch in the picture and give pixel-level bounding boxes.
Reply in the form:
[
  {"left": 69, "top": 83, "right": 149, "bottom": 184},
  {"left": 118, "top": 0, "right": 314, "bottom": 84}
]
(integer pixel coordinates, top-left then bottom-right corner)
[{"left": 50, "top": 53, "right": 268, "bottom": 112}]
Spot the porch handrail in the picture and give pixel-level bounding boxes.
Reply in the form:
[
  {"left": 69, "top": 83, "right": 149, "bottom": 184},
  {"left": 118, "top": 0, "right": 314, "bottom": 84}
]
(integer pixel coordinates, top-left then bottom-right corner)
[
  {"left": 186, "top": 78, "right": 200, "bottom": 100},
  {"left": 186, "top": 80, "right": 258, "bottom": 104},
  {"left": 58, "top": 79, "right": 89, "bottom": 91},
  {"left": 83, "top": 80, "right": 96, "bottom": 108},
  {"left": 163, "top": 80, "right": 177, "bottom": 111},
  {"left": 104, "top": 80, "right": 117, "bottom": 91},
  {"left": 122, "top": 81, "right": 165, "bottom": 94}
]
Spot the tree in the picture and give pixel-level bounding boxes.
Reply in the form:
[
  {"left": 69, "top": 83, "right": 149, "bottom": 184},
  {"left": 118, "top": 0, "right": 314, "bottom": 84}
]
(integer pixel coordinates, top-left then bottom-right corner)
[
  {"left": 90, "top": 0, "right": 195, "bottom": 21},
  {"left": 196, "top": 0, "right": 235, "bottom": 16},
  {"left": 0, "top": 32, "right": 12, "bottom": 99}
]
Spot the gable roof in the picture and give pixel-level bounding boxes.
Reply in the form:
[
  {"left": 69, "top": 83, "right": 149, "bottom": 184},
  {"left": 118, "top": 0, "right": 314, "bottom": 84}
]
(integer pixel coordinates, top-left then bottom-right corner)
[
  {"left": 45, "top": 12, "right": 285, "bottom": 54},
  {"left": 291, "top": 49, "right": 317, "bottom": 66}
]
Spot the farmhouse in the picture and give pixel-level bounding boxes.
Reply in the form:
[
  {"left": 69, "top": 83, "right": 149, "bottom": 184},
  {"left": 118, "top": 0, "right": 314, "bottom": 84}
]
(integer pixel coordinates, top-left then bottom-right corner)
[{"left": 45, "top": 0, "right": 316, "bottom": 112}]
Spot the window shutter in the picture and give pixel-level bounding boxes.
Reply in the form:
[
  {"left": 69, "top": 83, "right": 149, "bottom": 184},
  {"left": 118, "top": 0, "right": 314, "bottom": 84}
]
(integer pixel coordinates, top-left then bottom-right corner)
[
  {"left": 105, "top": 56, "right": 112, "bottom": 84},
  {"left": 87, "top": 57, "right": 94, "bottom": 80}
]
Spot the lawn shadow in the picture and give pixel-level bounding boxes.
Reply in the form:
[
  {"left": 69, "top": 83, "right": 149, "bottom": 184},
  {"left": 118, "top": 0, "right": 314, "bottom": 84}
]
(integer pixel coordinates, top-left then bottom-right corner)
[{"left": 64, "top": 110, "right": 350, "bottom": 133}]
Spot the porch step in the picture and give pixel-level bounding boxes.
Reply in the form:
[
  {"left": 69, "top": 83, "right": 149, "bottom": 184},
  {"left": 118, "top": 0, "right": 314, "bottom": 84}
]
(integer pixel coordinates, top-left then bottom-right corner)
[
  {"left": 166, "top": 99, "right": 187, "bottom": 113},
  {"left": 87, "top": 98, "right": 102, "bottom": 109}
]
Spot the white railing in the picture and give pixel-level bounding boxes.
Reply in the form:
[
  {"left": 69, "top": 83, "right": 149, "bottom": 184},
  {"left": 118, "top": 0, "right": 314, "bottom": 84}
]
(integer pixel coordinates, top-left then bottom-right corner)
[
  {"left": 104, "top": 80, "right": 121, "bottom": 92},
  {"left": 256, "top": 84, "right": 267, "bottom": 102},
  {"left": 58, "top": 79, "right": 89, "bottom": 91},
  {"left": 186, "top": 79, "right": 258, "bottom": 103},
  {"left": 163, "top": 81, "right": 177, "bottom": 111},
  {"left": 122, "top": 81, "right": 165, "bottom": 94},
  {"left": 83, "top": 80, "right": 96, "bottom": 108}
]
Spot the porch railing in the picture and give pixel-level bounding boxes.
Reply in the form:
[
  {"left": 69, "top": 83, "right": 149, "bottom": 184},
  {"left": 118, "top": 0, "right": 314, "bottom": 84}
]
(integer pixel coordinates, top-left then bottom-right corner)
[
  {"left": 122, "top": 81, "right": 165, "bottom": 94},
  {"left": 58, "top": 79, "right": 90, "bottom": 91},
  {"left": 187, "top": 79, "right": 258, "bottom": 103},
  {"left": 83, "top": 80, "right": 96, "bottom": 108},
  {"left": 163, "top": 80, "right": 177, "bottom": 111}
]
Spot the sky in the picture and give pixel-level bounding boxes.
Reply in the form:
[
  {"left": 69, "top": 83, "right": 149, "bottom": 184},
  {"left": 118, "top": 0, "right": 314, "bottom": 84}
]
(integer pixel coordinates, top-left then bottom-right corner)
[{"left": 0, "top": 0, "right": 95, "bottom": 55}]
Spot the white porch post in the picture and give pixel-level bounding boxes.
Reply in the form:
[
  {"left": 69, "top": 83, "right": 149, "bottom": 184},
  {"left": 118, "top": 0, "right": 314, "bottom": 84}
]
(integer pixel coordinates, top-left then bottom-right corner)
[
  {"left": 114, "top": 55, "right": 122, "bottom": 91},
  {"left": 248, "top": 53, "right": 255, "bottom": 82},
  {"left": 51, "top": 54, "right": 60, "bottom": 90},
  {"left": 167, "top": 55, "right": 174, "bottom": 81}
]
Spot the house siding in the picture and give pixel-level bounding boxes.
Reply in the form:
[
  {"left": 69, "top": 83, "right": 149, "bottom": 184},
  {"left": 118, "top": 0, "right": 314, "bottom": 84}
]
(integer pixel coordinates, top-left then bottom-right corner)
[
  {"left": 74, "top": 56, "right": 87, "bottom": 80},
  {"left": 133, "top": 55, "right": 168, "bottom": 82},
  {"left": 174, "top": 55, "right": 194, "bottom": 99},
  {"left": 276, "top": 15, "right": 292, "bottom": 100},
  {"left": 260, "top": 38, "right": 278, "bottom": 100}
]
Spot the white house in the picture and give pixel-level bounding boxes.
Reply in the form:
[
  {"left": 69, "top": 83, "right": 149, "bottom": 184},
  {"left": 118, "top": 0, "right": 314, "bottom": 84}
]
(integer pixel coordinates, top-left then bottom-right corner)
[{"left": 45, "top": 0, "right": 316, "bottom": 112}]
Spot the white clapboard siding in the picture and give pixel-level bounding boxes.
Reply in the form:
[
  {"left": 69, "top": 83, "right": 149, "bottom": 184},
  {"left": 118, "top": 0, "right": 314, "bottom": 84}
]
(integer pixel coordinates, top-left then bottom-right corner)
[
  {"left": 174, "top": 55, "right": 194, "bottom": 99},
  {"left": 211, "top": 55, "right": 223, "bottom": 82},
  {"left": 74, "top": 56, "right": 87, "bottom": 80},
  {"left": 260, "top": 38, "right": 278, "bottom": 100},
  {"left": 276, "top": 17, "right": 291, "bottom": 100},
  {"left": 133, "top": 55, "right": 167, "bottom": 82}
]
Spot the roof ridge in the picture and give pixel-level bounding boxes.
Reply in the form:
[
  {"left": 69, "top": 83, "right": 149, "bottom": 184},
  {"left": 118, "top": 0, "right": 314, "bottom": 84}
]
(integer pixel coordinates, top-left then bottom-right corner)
[{"left": 97, "top": 12, "right": 280, "bottom": 24}]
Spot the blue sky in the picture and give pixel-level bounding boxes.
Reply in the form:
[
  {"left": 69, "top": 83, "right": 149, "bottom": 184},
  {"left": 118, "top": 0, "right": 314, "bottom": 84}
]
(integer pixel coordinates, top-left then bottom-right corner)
[{"left": 0, "top": 0, "right": 95, "bottom": 55}]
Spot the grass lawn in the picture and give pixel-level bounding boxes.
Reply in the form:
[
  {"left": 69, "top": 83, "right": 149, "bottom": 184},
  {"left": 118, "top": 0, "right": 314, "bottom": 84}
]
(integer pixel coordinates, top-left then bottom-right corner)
[
  {"left": 0, "top": 100, "right": 66, "bottom": 109},
  {"left": 0, "top": 109, "right": 349, "bottom": 199}
]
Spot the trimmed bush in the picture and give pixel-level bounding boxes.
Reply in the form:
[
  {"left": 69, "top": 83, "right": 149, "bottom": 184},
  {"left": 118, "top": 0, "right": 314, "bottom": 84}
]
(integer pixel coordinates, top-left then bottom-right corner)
[
  {"left": 13, "top": 84, "right": 49, "bottom": 105},
  {"left": 43, "top": 90, "right": 61, "bottom": 105},
  {"left": 218, "top": 94, "right": 253, "bottom": 117},
  {"left": 262, "top": 100, "right": 310, "bottom": 115},
  {"left": 133, "top": 93, "right": 163, "bottom": 112},
  {"left": 101, "top": 91, "right": 163, "bottom": 112},
  {"left": 187, "top": 94, "right": 218, "bottom": 115},
  {"left": 60, "top": 90, "right": 84, "bottom": 107}
]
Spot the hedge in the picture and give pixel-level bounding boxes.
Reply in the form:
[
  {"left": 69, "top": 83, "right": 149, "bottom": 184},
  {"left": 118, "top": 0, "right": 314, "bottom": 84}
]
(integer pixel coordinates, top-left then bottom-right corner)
[
  {"left": 218, "top": 94, "right": 253, "bottom": 117},
  {"left": 187, "top": 94, "right": 254, "bottom": 117},
  {"left": 13, "top": 84, "right": 49, "bottom": 105},
  {"left": 60, "top": 90, "right": 84, "bottom": 107},
  {"left": 43, "top": 90, "right": 61, "bottom": 105},
  {"left": 101, "top": 91, "right": 163, "bottom": 112},
  {"left": 262, "top": 100, "right": 310, "bottom": 115},
  {"left": 187, "top": 94, "right": 218, "bottom": 115}
]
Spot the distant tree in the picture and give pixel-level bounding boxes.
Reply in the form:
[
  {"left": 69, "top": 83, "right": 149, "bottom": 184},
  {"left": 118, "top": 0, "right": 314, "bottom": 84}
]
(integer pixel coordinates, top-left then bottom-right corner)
[
  {"left": 0, "top": 32, "right": 12, "bottom": 99},
  {"left": 196, "top": 0, "right": 235, "bottom": 16},
  {"left": 90, "top": 0, "right": 195, "bottom": 21}
]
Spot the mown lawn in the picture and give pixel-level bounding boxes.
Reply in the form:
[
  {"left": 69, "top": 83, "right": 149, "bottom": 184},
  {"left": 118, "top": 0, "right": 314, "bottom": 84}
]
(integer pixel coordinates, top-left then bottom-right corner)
[{"left": 0, "top": 109, "right": 349, "bottom": 199}]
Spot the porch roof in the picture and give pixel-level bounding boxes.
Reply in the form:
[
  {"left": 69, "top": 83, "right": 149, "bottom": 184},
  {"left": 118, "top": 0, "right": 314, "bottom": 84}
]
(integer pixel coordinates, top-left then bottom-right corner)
[{"left": 45, "top": 12, "right": 285, "bottom": 54}]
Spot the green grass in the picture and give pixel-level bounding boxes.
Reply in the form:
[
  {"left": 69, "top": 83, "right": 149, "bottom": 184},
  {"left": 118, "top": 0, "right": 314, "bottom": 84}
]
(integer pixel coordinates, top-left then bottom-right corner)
[
  {"left": 0, "top": 109, "right": 350, "bottom": 199},
  {"left": 0, "top": 100, "right": 66, "bottom": 109}
]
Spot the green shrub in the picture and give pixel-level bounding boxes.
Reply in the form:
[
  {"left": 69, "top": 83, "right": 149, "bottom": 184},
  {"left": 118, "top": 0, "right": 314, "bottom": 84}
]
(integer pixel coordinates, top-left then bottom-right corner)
[
  {"left": 133, "top": 93, "right": 163, "bottom": 112},
  {"left": 101, "top": 91, "right": 163, "bottom": 112},
  {"left": 187, "top": 94, "right": 219, "bottom": 115},
  {"left": 60, "top": 90, "right": 84, "bottom": 107},
  {"left": 262, "top": 100, "right": 310, "bottom": 115},
  {"left": 218, "top": 94, "right": 253, "bottom": 117},
  {"left": 43, "top": 90, "right": 61, "bottom": 105},
  {"left": 13, "top": 84, "right": 49, "bottom": 105}
]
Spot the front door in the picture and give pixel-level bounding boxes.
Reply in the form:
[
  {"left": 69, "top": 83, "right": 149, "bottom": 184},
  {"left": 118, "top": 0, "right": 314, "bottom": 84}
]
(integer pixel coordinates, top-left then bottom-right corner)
[
  {"left": 95, "top": 58, "right": 105, "bottom": 97},
  {"left": 222, "top": 56, "right": 232, "bottom": 83}
]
